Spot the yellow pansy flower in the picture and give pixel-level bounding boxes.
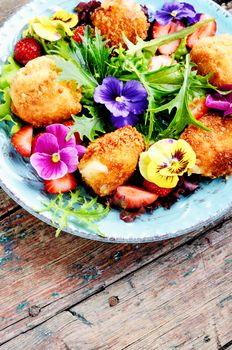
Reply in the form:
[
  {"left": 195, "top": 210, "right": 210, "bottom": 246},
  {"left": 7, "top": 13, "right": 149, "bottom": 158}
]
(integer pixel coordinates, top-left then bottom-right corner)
[
  {"left": 28, "top": 11, "right": 78, "bottom": 42},
  {"left": 139, "top": 139, "right": 196, "bottom": 188},
  {"left": 51, "top": 10, "right": 78, "bottom": 29},
  {"left": 31, "top": 17, "right": 62, "bottom": 42}
]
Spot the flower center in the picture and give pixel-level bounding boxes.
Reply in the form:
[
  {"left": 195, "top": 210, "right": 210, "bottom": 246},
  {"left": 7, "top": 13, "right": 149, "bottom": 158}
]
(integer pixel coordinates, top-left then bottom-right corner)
[
  {"left": 171, "top": 11, "right": 177, "bottom": 17},
  {"left": 52, "top": 153, "right": 60, "bottom": 163},
  {"left": 115, "top": 96, "right": 124, "bottom": 102}
]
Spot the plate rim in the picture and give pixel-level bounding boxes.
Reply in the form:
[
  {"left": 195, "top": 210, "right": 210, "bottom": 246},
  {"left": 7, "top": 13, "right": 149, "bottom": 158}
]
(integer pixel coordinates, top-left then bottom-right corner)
[{"left": 0, "top": 0, "right": 232, "bottom": 243}]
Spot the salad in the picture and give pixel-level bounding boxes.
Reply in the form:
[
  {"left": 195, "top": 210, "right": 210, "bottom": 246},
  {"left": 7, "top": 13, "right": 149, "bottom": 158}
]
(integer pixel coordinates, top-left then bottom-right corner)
[{"left": 0, "top": 0, "right": 232, "bottom": 238}]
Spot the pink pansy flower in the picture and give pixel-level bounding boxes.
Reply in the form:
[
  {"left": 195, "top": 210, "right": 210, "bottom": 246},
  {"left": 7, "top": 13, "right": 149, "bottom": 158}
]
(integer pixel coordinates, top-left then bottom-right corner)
[{"left": 30, "top": 124, "right": 80, "bottom": 180}]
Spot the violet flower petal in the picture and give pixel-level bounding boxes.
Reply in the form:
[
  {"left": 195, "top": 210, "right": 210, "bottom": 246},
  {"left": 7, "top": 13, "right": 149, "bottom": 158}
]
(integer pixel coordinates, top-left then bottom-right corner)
[
  {"left": 155, "top": 1, "right": 196, "bottom": 25},
  {"left": 122, "top": 80, "right": 148, "bottom": 102},
  {"left": 105, "top": 100, "right": 129, "bottom": 117},
  {"left": 30, "top": 153, "right": 67, "bottom": 180},
  {"left": 76, "top": 145, "right": 86, "bottom": 159},
  {"left": 124, "top": 99, "right": 149, "bottom": 115},
  {"left": 34, "top": 133, "right": 59, "bottom": 155},
  {"left": 186, "top": 13, "right": 201, "bottom": 24},
  {"left": 110, "top": 113, "right": 139, "bottom": 128},
  {"left": 94, "top": 77, "right": 123, "bottom": 104},
  {"left": 162, "top": 1, "right": 182, "bottom": 13},
  {"left": 206, "top": 94, "right": 230, "bottom": 111},
  {"left": 180, "top": 2, "right": 196, "bottom": 14},
  {"left": 59, "top": 147, "right": 79, "bottom": 173},
  {"left": 154, "top": 12, "right": 172, "bottom": 25},
  {"left": 46, "top": 124, "right": 76, "bottom": 150},
  {"left": 178, "top": 3, "right": 196, "bottom": 18}
]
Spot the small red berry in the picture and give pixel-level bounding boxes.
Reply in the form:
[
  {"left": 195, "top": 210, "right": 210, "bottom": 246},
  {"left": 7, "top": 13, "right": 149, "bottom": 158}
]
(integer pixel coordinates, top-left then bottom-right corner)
[
  {"left": 14, "top": 38, "right": 42, "bottom": 66},
  {"left": 72, "top": 25, "right": 86, "bottom": 43}
]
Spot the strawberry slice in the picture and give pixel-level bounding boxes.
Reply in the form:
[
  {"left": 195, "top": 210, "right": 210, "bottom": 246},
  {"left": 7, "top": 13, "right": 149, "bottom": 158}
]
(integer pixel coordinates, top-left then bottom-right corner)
[
  {"left": 187, "top": 14, "right": 217, "bottom": 49},
  {"left": 152, "top": 21, "right": 186, "bottom": 55},
  {"left": 44, "top": 173, "right": 77, "bottom": 194},
  {"left": 113, "top": 186, "right": 158, "bottom": 209},
  {"left": 63, "top": 120, "right": 82, "bottom": 144},
  {"left": 12, "top": 125, "right": 33, "bottom": 157},
  {"left": 188, "top": 96, "right": 209, "bottom": 120},
  {"left": 143, "top": 180, "right": 172, "bottom": 197}
]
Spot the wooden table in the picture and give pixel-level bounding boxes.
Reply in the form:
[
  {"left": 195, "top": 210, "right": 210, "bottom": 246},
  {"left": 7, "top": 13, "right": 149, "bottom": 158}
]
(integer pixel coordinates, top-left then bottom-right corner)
[{"left": 1, "top": 1, "right": 232, "bottom": 349}]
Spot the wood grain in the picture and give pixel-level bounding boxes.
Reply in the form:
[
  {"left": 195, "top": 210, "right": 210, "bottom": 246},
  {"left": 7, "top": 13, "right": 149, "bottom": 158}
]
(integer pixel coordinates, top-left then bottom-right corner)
[
  {"left": 0, "top": 204, "right": 216, "bottom": 345},
  {"left": 0, "top": 189, "right": 18, "bottom": 218},
  {"left": 2, "top": 219, "right": 232, "bottom": 350},
  {"left": 0, "top": 0, "right": 28, "bottom": 23}
]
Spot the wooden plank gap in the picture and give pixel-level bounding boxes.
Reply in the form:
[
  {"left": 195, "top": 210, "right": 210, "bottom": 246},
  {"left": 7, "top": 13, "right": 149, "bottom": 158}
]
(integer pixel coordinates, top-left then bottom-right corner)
[
  {"left": 219, "top": 339, "right": 232, "bottom": 350},
  {"left": 0, "top": 206, "right": 20, "bottom": 222}
]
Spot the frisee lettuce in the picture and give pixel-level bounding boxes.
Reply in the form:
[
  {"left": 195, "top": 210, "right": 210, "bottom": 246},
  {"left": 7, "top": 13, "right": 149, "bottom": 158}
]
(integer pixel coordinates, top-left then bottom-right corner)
[
  {"left": 68, "top": 110, "right": 105, "bottom": 142},
  {"left": 39, "top": 190, "right": 109, "bottom": 237}
]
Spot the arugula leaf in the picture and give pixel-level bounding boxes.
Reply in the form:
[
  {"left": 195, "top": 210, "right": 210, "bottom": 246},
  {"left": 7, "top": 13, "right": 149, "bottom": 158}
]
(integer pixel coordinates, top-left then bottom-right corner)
[
  {"left": 67, "top": 111, "right": 105, "bottom": 142},
  {"left": 155, "top": 55, "right": 209, "bottom": 139},
  {"left": 39, "top": 190, "right": 109, "bottom": 237},
  {"left": 124, "top": 18, "right": 214, "bottom": 56}
]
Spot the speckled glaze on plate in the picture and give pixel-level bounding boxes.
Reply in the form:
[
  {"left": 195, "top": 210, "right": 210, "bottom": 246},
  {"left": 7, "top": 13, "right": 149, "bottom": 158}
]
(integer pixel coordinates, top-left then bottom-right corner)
[{"left": 0, "top": 0, "right": 232, "bottom": 243}]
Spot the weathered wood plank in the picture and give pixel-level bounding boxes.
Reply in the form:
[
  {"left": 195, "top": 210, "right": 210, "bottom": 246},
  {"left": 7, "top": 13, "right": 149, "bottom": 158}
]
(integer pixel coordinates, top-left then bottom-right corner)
[
  {"left": 0, "top": 189, "right": 18, "bottom": 218},
  {"left": 0, "top": 0, "right": 28, "bottom": 23},
  {"left": 2, "top": 219, "right": 232, "bottom": 350},
  {"left": 1, "top": 204, "right": 226, "bottom": 345}
]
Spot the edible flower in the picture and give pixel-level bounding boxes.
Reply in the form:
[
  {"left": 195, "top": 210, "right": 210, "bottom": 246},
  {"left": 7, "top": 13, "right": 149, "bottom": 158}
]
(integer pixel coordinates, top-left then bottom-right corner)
[
  {"left": 139, "top": 139, "right": 196, "bottom": 188},
  {"left": 50, "top": 10, "right": 78, "bottom": 28},
  {"left": 206, "top": 91, "right": 232, "bottom": 117},
  {"left": 94, "top": 77, "right": 148, "bottom": 128},
  {"left": 28, "top": 14, "right": 75, "bottom": 42},
  {"left": 30, "top": 124, "right": 79, "bottom": 180},
  {"left": 154, "top": 1, "right": 197, "bottom": 26}
]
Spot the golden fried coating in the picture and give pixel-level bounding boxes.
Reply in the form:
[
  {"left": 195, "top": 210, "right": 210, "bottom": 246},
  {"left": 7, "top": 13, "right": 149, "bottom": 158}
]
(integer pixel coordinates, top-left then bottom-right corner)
[
  {"left": 190, "top": 34, "right": 232, "bottom": 87},
  {"left": 10, "top": 56, "right": 82, "bottom": 128},
  {"left": 78, "top": 125, "right": 145, "bottom": 196},
  {"left": 91, "top": 0, "right": 149, "bottom": 48},
  {"left": 180, "top": 113, "right": 232, "bottom": 178}
]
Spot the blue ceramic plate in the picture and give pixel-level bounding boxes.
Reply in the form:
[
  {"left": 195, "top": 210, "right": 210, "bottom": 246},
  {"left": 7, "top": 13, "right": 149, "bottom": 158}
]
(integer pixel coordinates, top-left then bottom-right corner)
[{"left": 0, "top": 0, "right": 231, "bottom": 243}]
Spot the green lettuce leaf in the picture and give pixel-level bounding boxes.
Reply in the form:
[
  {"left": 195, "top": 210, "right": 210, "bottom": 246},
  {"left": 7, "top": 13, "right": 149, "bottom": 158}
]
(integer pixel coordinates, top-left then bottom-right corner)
[
  {"left": 0, "top": 56, "right": 21, "bottom": 133},
  {"left": 67, "top": 111, "right": 105, "bottom": 142}
]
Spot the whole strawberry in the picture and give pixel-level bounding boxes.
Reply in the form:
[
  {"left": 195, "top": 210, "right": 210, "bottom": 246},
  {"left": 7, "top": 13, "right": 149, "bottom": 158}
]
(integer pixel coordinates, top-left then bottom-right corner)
[{"left": 14, "top": 38, "right": 42, "bottom": 66}]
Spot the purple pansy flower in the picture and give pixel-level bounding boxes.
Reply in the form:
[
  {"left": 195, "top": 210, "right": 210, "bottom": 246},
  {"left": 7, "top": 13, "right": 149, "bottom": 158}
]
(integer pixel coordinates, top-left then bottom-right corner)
[
  {"left": 206, "top": 91, "right": 232, "bottom": 117},
  {"left": 110, "top": 113, "right": 139, "bottom": 129},
  {"left": 94, "top": 77, "right": 148, "bottom": 128},
  {"left": 30, "top": 124, "right": 80, "bottom": 180},
  {"left": 154, "top": 1, "right": 197, "bottom": 26}
]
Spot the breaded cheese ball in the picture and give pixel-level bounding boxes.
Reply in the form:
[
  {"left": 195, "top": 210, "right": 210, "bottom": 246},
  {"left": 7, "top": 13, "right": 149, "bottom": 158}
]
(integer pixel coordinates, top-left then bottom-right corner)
[
  {"left": 91, "top": 0, "right": 149, "bottom": 48},
  {"left": 190, "top": 34, "right": 232, "bottom": 87},
  {"left": 10, "top": 56, "right": 82, "bottom": 127},
  {"left": 78, "top": 125, "right": 145, "bottom": 196},
  {"left": 180, "top": 113, "right": 232, "bottom": 178}
]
